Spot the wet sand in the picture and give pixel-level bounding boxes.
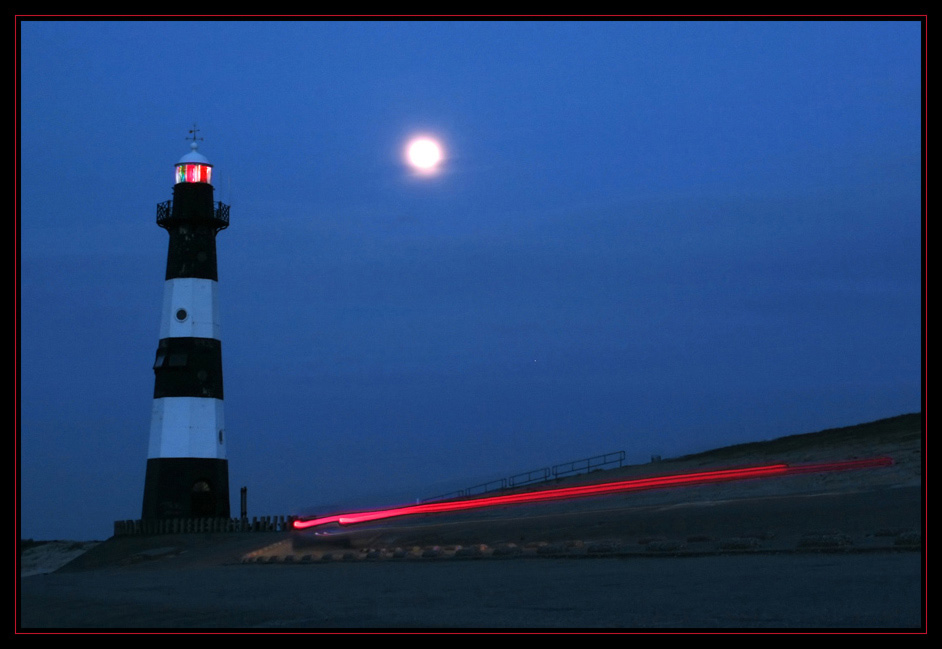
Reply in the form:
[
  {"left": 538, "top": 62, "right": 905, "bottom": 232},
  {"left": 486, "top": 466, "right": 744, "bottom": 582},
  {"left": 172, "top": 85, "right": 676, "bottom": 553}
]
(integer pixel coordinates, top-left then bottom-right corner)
[{"left": 20, "top": 552, "right": 923, "bottom": 629}]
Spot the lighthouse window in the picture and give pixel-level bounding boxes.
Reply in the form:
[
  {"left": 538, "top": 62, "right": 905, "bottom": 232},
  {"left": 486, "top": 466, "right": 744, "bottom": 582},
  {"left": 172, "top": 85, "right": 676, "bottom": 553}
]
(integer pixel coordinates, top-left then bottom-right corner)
[
  {"left": 218, "top": 429, "right": 224, "bottom": 444},
  {"left": 153, "top": 352, "right": 166, "bottom": 369},
  {"left": 175, "top": 308, "right": 188, "bottom": 322}
]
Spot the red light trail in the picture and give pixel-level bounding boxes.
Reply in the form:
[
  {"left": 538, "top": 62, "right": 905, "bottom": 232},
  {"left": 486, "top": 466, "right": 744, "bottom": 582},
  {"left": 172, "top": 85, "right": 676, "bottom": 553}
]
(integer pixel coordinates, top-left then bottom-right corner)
[{"left": 292, "top": 456, "right": 893, "bottom": 530}]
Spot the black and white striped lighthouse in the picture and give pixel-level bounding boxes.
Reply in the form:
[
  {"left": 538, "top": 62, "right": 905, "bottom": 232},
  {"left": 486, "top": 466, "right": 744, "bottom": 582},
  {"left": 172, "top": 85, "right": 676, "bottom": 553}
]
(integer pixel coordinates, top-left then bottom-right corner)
[{"left": 142, "top": 128, "right": 231, "bottom": 519}]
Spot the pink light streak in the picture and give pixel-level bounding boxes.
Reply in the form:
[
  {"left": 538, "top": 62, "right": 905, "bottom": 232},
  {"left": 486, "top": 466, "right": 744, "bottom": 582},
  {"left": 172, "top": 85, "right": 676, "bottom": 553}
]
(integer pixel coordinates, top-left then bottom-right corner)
[{"left": 292, "top": 456, "right": 893, "bottom": 530}]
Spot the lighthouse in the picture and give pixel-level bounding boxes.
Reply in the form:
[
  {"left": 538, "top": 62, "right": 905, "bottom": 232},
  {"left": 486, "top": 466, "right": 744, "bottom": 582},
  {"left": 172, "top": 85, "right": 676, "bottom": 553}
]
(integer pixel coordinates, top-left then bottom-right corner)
[{"left": 142, "top": 128, "right": 231, "bottom": 519}]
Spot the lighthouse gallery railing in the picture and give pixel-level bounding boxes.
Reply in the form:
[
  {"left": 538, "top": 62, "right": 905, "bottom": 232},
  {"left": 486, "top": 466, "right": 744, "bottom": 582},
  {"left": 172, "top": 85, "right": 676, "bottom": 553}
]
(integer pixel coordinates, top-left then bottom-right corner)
[{"left": 156, "top": 199, "right": 230, "bottom": 231}]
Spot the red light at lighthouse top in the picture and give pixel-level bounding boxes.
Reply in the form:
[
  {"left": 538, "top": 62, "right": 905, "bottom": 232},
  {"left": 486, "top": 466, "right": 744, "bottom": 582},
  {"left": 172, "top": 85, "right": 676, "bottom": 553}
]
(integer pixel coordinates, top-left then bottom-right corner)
[{"left": 175, "top": 134, "right": 213, "bottom": 185}]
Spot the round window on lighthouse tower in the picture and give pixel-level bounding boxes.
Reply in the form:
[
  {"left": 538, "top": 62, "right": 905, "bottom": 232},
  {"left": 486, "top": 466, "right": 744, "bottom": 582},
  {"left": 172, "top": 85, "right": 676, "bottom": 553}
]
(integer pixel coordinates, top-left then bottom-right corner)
[{"left": 175, "top": 308, "right": 188, "bottom": 322}]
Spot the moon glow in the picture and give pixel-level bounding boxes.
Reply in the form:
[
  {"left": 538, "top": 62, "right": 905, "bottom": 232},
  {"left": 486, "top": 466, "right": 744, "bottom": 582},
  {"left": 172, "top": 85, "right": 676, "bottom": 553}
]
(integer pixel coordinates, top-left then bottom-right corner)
[{"left": 406, "top": 137, "right": 444, "bottom": 173}]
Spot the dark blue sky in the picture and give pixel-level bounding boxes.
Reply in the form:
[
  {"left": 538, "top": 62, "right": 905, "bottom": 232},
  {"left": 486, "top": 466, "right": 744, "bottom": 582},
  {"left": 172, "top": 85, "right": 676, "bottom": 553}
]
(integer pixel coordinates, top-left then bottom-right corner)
[{"left": 19, "top": 20, "right": 923, "bottom": 540}]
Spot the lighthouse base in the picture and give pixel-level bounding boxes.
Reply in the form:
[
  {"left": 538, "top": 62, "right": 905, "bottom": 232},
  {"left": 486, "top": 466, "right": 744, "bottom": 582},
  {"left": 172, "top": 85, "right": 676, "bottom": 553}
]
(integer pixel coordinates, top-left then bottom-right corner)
[{"left": 142, "top": 458, "right": 230, "bottom": 519}]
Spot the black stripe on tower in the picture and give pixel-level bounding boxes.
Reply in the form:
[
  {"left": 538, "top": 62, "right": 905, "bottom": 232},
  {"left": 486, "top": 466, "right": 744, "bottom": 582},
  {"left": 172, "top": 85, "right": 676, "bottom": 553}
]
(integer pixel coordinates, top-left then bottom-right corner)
[
  {"left": 143, "top": 458, "right": 230, "bottom": 519},
  {"left": 163, "top": 183, "right": 218, "bottom": 280},
  {"left": 159, "top": 182, "right": 228, "bottom": 280},
  {"left": 153, "top": 337, "right": 224, "bottom": 399},
  {"left": 165, "top": 222, "right": 219, "bottom": 280}
]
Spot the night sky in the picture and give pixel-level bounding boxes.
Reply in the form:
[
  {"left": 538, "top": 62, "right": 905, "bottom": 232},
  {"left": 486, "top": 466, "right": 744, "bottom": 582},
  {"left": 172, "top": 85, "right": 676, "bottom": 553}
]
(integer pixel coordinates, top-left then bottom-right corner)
[{"left": 19, "top": 20, "right": 923, "bottom": 540}]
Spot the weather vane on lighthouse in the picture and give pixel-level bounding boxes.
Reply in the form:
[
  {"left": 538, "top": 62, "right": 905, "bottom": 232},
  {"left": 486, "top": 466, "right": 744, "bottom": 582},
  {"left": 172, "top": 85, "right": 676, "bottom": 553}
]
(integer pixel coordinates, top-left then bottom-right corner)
[
  {"left": 141, "top": 128, "right": 232, "bottom": 520},
  {"left": 186, "top": 123, "right": 203, "bottom": 144}
]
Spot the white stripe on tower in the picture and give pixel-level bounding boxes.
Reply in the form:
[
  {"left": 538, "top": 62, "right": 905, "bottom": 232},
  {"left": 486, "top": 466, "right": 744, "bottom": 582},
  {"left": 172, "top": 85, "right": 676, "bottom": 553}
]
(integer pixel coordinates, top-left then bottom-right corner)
[
  {"left": 149, "top": 398, "right": 225, "bottom": 458},
  {"left": 159, "top": 277, "right": 220, "bottom": 340}
]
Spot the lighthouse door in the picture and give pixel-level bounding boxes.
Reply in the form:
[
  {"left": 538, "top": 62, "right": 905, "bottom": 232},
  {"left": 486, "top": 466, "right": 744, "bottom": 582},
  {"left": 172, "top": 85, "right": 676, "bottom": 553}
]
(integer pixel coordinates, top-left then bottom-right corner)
[{"left": 191, "top": 480, "right": 215, "bottom": 517}]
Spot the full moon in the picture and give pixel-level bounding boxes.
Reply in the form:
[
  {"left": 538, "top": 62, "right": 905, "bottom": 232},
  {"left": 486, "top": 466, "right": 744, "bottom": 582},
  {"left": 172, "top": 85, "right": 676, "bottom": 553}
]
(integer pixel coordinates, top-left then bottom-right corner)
[{"left": 406, "top": 137, "right": 444, "bottom": 172}]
